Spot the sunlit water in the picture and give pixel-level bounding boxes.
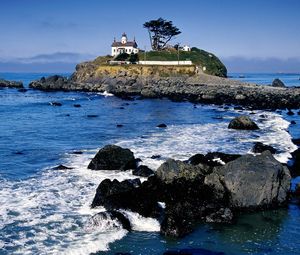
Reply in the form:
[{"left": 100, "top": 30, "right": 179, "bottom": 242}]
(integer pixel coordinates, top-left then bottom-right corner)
[{"left": 0, "top": 72, "right": 299, "bottom": 255}]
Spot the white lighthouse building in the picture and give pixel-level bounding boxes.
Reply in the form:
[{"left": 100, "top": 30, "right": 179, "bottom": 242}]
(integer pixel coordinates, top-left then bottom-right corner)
[{"left": 111, "top": 33, "right": 139, "bottom": 57}]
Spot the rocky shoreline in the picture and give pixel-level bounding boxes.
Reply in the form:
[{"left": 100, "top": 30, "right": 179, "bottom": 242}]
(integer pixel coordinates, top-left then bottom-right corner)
[
  {"left": 28, "top": 73, "right": 300, "bottom": 110},
  {"left": 87, "top": 144, "right": 292, "bottom": 238}
]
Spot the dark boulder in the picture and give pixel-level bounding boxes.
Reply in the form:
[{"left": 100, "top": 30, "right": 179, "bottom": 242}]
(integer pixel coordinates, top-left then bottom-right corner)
[
  {"left": 29, "top": 75, "right": 69, "bottom": 91},
  {"left": 228, "top": 115, "right": 259, "bottom": 130},
  {"left": 88, "top": 145, "right": 136, "bottom": 170},
  {"left": 251, "top": 142, "right": 277, "bottom": 154},
  {"left": 287, "top": 110, "right": 294, "bottom": 116},
  {"left": 272, "top": 78, "right": 285, "bottom": 88},
  {"left": 91, "top": 178, "right": 161, "bottom": 217},
  {"left": 205, "top": 151, "right": 291, "bottom": 208},
  {"left": 291, "top": 120, "right": 296, "bottom": 125},
  {"left": 132, "top": 165, "right": 154, "bottom": 177},
  {"left": 73, "top": 104, "right": 81, "bottom": 107},
  {"left": 290, "top": 148, "right": 300, "bottom": 177},
  {"left": 157, "top": 123, "right": 167, "bottom": 128}
]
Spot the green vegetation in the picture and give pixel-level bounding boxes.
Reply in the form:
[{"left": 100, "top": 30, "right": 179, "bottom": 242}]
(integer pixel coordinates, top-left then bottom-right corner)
[{"left": 138, "top": 47, "right": 227, "bottom": 77}]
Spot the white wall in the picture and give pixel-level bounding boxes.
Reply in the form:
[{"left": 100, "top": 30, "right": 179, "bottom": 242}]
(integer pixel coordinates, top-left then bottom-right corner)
[{"left": 138, "top": 60, "right": 193, "bottom": 65}]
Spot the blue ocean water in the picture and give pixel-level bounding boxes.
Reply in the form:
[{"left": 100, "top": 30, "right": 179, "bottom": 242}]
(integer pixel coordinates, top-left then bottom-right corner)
[{"left": 0, "top": 72, "right": 299, "bottom": 255}]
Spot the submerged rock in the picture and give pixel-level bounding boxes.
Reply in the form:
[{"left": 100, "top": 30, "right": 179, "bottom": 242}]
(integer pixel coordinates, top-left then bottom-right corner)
[
  {"left": 49, "top": 102, "right": 62, "bottom": 106},
  {"left": 88, "top": 145, "right": 136, "bottom": 170},
  {"left": 251, "top": 142, "right": 277, "bottom": 154},
  {"left": 157, "top": 123, "right": 167, "bottom": 128},
  {"left": 228, "top": 115, "right": 259, "bottom": 130}
]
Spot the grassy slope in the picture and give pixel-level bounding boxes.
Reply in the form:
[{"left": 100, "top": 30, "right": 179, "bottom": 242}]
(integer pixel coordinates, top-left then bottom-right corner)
[{"left": 138, "top": 48, "right": 227, "bottom": 77}]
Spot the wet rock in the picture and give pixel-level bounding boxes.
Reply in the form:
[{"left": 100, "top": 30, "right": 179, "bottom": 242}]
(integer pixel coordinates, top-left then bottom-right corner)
[
  {"left": 205, "top": 208, "right": 233, "bottom": 223},
  {"left": 51, "top": 164, "right": 73, "bottom": 170},
  {"left": 88, "top": 145, "right": 136, "bottom": 170},
  {"left": 132, "top": 165, "right": 154, "bottom": 177},
  {"left": 228, "top": 115, "right": 259, "bottom": 130},
  {"left": 89, "top": 210, "right": 131, "bottom": 231},
  {"left": 91, "top": 178, "right": 160, "bottom": 217},
  {"left": 290, "top": 148, "right": 300, "bottom": 177},
  {"left": 291, "top": 120, "right": 296, "bottom": 125},
  {"left": 287, "top": 110, "right": 294, "bottom": 116},
  {"left": 205, "top": 151, "right": 291, "bottom": 208},
  {"left": 272, "top": 78, "right": 285, "bottom": 88},
  {"left": 116, "top": 124, "right": 124, "bottom": 128},
  {"left": 0, "top": 79, "right": 23, "bottom": 88},
  {"left": 251, "top": 142, "right": 277, "bottom": 154},
  {"left": 157, "top": 123, "right": 167, "bottom": 128},
  {"left": 49, "top": 102, "right": 62, "bottom": 106},
  {"left": 73, "top": 104, "right": 81, "bottom": 107},
  {"left": 151, "top": 154, "right": 161, "bottom": 159},
  {"left": 156, "top": 159, "right": 207, "bottom": 184}
]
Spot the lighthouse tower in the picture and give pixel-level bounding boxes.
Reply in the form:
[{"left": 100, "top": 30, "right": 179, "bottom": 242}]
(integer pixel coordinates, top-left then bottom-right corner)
[{"left": 121, "top": 33, "right": 127, "bottom": 44}]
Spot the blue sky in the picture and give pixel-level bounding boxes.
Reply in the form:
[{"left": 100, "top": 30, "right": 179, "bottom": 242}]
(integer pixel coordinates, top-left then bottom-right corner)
[{"left": 0, "top": 0, "right": 299, "bottom": 72}]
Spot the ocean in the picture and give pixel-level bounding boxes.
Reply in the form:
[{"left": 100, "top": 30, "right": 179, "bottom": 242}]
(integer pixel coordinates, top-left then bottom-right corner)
[{"left": 0, "top": 72, "right": 300, "bottom": 255}]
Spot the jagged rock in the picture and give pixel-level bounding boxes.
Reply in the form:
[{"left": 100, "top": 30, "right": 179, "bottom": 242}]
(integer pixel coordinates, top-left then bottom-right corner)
[
  {"left": 228, "top": 115, "right": 259, "bottom": 130},
  {"left": 151, "top": 154, "right": 161, "bottom": 159},
  {"left": 91, "top": 178, "right": 161, "bottom": 217},
  {"left": 51, "top": 164, "right": 73, "bottom": 170},
  {"left": 0, "top": 79, "right": 23, "bottom": 88},
  {"left": 132, "top": 165, "right": 154, "bottom": 177},
  {"left": 156, "top": 159, "right": 206, "bottom": 184},
  {"left": 272, "top": 78, "right": 285, "bottom": 88},
  {"left": 251, "top": 142, "right": 277, "bottom": 154},
  {"left": 205, "top": 151, "right": 291, "bottom": 208},
  {"left": 88, "top": 145, "right": 136, "bottom": 170},
  {"left": 287, "top": 110, "right": 294, "bottom": 116}
]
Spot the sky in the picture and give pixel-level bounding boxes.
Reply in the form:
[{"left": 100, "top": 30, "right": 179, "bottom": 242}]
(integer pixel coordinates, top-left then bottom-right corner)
[{"left": 0, "top": 0, "right": 299, "bottom": 73}]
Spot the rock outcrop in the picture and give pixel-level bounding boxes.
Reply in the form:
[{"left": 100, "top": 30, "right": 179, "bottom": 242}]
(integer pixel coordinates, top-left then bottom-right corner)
[
  {"left": 272, "top": 78, "right": 285, "bottom": 88},
  {"left": 91, "top": 149, "right": 291, "bottom": 237},
  {"left": 205, "top": 151, "right": 291, "bottom": 208},
  {"left": 88, "top": 145, "right": 136, "bottom": 170},
  {"left": 0, "top": 79, "right": 23, "bottom": 88},
  {"left": 28, "top": 73, "right": 300, "bottom": 110},
  {"left": 228, "top": 115, "right": 259, "bottom": 130},
  {"left": 251, "top": 142, "right": 277, "bottom": 154}
]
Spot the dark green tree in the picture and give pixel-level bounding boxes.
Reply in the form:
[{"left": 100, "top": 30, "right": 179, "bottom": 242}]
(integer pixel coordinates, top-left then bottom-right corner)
[
  {"left": 143, "top": 18, "right": 181, "bottom": 51},
  {"left": 129, "top": 53, "right": 139, "bottom": 63}
]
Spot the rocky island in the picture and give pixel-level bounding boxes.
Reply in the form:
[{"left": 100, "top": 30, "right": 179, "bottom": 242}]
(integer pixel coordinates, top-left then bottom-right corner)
[{"left": 28, "top": 49, "right": 300, "bottom": 110}]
